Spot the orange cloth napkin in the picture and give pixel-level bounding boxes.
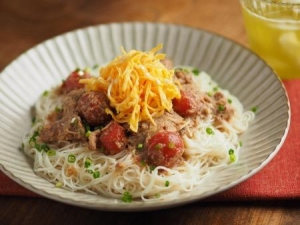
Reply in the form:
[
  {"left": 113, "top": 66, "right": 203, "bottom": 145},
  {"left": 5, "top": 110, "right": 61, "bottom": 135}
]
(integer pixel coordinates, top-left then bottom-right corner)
[{"left": 0, "top": 80, "right": 299, "bottom": 200}]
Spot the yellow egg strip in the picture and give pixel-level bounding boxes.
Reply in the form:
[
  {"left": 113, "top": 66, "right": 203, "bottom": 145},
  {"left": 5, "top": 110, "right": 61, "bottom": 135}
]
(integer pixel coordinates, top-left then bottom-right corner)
[{"left": 80, "top": 44, "right": 181, "bottom": 132}]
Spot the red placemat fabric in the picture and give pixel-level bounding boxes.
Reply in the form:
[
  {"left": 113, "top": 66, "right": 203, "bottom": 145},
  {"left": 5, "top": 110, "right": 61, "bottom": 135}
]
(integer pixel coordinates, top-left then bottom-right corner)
[
  {"left": 214, "top": 79, "right": 300, "bottom": 201},
  {"left": 0, "top": 80, "right": 299, "bottom": 200}
]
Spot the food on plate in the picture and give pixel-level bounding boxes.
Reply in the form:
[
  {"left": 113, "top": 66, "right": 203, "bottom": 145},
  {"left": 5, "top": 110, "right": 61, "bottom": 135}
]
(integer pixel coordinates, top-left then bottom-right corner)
[{"left": 23, "top": 44, "right": 255, "bottom": 202}]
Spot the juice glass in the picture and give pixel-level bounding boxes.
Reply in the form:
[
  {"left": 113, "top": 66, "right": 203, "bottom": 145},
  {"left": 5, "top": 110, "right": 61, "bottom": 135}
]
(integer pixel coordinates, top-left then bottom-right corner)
[{"left": 240, "top": 0, "right": 300, "bottom": 79}]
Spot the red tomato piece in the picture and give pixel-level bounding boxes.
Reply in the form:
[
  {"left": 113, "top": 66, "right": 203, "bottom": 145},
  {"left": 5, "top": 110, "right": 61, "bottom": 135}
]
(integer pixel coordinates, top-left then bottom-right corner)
[
  {"left": 146, "top": 131, "right": 184, "bottom": 168},
  {"left": 61, "top": 69, "right": 91, "bottom": 93},
  {"left": 98, "top": 121, "right": 127, "bottom": 155},
  {"left": 172, "top": 89, "right": 200, "bottom": 117}
]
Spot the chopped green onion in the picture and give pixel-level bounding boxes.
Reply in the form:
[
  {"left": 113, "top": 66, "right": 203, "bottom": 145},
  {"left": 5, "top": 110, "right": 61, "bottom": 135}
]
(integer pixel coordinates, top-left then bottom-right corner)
[
  {"left": 35, "top": 144, "right": 42, "bottom": 152},
  {"left": 85, "top": 130, "right": 92, "bottom": 137},
  {"left": 31, "top": 117, "right": 36, "bottom": 125},
  {"left": 192, "top": 68, "right": 200, "bottom": 75},
  {"left": 206, "top": 127, "right": 214, "bottom": 135},
  {"left": 43, "top": 90, "right": 49, "bottom": 96},
  {"left": 140, "top": 161, "right": 146, "bottom": 166},
  {"left": 29, "top": 130, "right": 52, "bottom": 153},
  {"left": 68, "top": 154, "right": 76, "bottom": 163},
  {"left": 29, "top": 138, "right": 36, "bottom": 147},
  {"left": 92, "top": 64, "right": 99, "bottom": 69},
  {"left": 122, "top": 191, "right": 132, "bottom": 203},
  {"left": 251, "top": 106, "right": 258, "bottom": 113},
  {"left": 155, "top": 193, "right": 161, "bottom": 198},
  {"left": 239, "top": 141, "right": 243, "bottom": 147},
  {"left": 87, "top": 169, "right": 94, "bottom": 174},
  {"left": 228, "top": 99, "right": 232, "bottom": 104},
  {"left": 218, "top": 105, "right": 225, "bottom": 112},
  {"left": 230, "top": 154, "right": 236, "bottom": 162},
  {"left": 168, "top": 142, "right": 175, "bottom": 149},
  {"left": 137, "top": 143, "right": 143, "bottom": 150},
  {"left": 55, "top": 107, "right": 62, "bottom": 112},
  {"left": 84, "top": 158, "right": 92, "bottom": 168},
  {"left": 228, "top": 149, "right": 236, "bottom": 162},
  {"left": 47, "top": 149, "right": 56, "bottom": 156},
  {"left": 150, "top": 165, "right": 156, "bottom": 172},
  {"left": 29, "top": 139, "right": 36, "bottom": 148},
  {"left": 155, "top": 143, "right": 162, "bottom": 150},
  {"left": 55, "top": 182, "right": 63, "bottom": 188},
  {"left": 84, "top": 67, "right": 91, "bottom": 73},
  {"left": 93, "top": 171, "right": 100, "bottom": 179},
  {"left": 207, "top": 92, "right": 212, "bottom": 97},
  {"left": 38, "top": 125, "right": 43, "bottom": 132},
  {"left": 165, "top": 181, "right": 170, "bottom": 187},
  {"left": 40, "top": 143, "right": 50, "bottom": 152},
  {"left": 30, "top": 130, "right": 39, "bottom": 140},
  {"left": 213, "top": 86, "right": 218, "bottom": 92}
]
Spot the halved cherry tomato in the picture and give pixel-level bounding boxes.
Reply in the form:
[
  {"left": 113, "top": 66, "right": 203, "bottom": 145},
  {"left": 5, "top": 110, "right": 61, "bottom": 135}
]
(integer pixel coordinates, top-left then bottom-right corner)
[
  {"left": 172, "top": 89, "right": 200, "bottom": 117},
  {"left": 61, "top": 69, "right": 91, "bottom": 93},
  {"left": 146, "top": 131, "right": 184, "bottom": 168},
  {"left": 97, "top": 121, "right": 128, "bottom": 155}
]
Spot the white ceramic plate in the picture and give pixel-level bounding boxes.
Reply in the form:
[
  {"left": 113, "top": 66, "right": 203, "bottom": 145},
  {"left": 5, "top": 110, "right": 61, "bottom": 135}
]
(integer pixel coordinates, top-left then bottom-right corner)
[{"left": 0, "top": 22, "right": 290, "bottom": 211}]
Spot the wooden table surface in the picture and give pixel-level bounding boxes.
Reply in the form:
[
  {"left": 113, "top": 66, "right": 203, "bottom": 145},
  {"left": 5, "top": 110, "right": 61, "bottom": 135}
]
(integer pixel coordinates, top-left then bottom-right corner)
[{"left": 0, "top": 0, "right": 300, "bottom": 224}]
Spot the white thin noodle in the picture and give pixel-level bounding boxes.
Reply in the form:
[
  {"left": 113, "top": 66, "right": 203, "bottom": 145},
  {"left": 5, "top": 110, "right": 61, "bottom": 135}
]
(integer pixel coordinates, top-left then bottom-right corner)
[{"left": 23, "top": 71, "right": 255, "bottom": 202}]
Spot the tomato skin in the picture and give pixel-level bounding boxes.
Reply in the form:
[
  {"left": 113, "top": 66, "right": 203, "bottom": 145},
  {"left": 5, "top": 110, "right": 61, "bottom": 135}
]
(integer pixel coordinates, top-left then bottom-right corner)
[
  {"left": 146, "top": 131, "right": 184, "bottom": 168},
  {"left": 61, "top": 69, "right": 91, "bottom": 93},
  {"left": 172, "top": 89, "right": 200, "bottom": 117},
  {"left": 97, "top": 121, "right": 127, "bottom": 155}
]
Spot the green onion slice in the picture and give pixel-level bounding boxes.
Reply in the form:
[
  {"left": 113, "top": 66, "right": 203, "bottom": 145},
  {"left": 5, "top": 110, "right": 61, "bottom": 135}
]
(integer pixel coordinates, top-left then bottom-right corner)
[
  {"left": 137, "top": 143, "right": 143, "bottom": 150},
  {"left": 228, "top": 149, "right": 234, "bottom": 155},
  {"left": 85, "top": 130, "right": 92, "bottom": 137},
  {"left": 47, "top": 150, "right": 56, "bottom": 156},
  {"left": 218, "top": 105, "right": 225, "bottom": 112},
  {"left": 93, "top": 171, "right": 100, "bottom": 179},
  {"left": 43, "top": 90, "right": 49, "bottom": 96},
  {"left": 122, "top": 191, "right": 133, "bottom": 203},
  {"left": 192, "top": 68, "right": 200, "bottom": 75},
  {"left": 206, "top": 127, "right": 214, "bottom": 135},
  {"left": 165, "top": 180, "right": 170, "bottom": 187},
  {"left": 85, "top": 158, "right": 92, "bottom": 168},
  {"left": 251, "top": 106, "right": 258, "bottom": 113},
  {"left": 55, "top": 182, "right": 63, "bottom": 188},
  {"left": 168, "top": 142, "right": 175, "bottom": 149},
  {"left": 68, "top": 154, "right": 76, "bottom": 163},
  {"left": 228, "top": 149, "right": 236, "bottom": 162}
]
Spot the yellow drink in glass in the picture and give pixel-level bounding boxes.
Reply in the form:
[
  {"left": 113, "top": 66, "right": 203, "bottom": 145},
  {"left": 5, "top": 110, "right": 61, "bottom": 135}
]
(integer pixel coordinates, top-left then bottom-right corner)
[{"left": 240, "top": 0, "right": 300, "bottom": 79}]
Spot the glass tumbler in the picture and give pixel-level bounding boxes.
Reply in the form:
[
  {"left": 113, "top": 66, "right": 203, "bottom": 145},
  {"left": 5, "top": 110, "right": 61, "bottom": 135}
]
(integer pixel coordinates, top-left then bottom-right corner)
[{"left": 240, "top": 0, "right": 300, "bottom": 80}]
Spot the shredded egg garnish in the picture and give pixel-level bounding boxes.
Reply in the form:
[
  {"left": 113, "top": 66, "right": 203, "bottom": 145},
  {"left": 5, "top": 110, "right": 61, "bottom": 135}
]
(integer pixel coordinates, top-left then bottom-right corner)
[{"left": 80, "top": 44, "right": 181, "bottom": 132}]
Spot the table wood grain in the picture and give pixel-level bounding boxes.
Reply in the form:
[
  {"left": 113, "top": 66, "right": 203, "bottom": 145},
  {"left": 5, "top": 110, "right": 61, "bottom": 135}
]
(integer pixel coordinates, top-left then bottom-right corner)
[{"left": 0, "top": 0, "right": 300, "bottom": 224}]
